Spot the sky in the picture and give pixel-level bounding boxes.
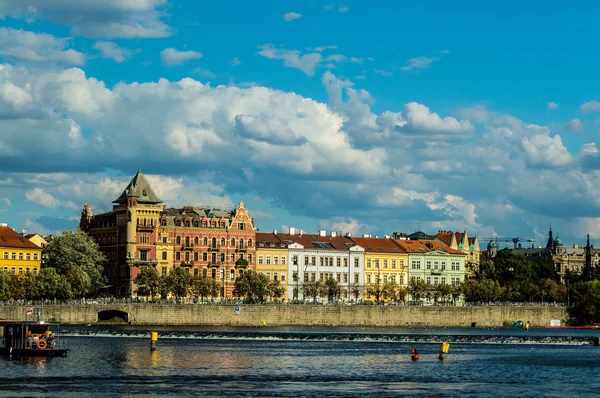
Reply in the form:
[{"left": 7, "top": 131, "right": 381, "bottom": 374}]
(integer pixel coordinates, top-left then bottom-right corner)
[{"left": 1, "top": 0, "right": 600, "bottom": 248}]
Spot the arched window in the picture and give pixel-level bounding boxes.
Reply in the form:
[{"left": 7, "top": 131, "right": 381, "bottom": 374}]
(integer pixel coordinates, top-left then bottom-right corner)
[
  {"left": 161, "top": 219, "right": 167, "bottom": 226},
  {"left": 220, "top": 253, "right": 225, "bottom": 262},
  {"left": 175, "top": 220, "right": 181, "bottom": 227},
  {"left": 194, "top": 237, "right": 199, "bottom": 245},
  {"left": 220, "top": 238, "right": 225, "bottom": 246},
  {"left": 230, "top": 238, "right": 235, "bottom": 246},
  {"left": 248, "top": 239, "right": 253, "bottom": 247},
  {"left": 203, "top": 237, "right": 208, "bottom": 245},
  {"left": 212, "top": 237, "right": 217, "bottom": 248},
  {"left": 176, "top": 236, "right": 181, "bottom": 244},
  {"left": 230, "top": 253, "right": 235, "bottom": 262},
  {"left": 185, "top": 236, "right": 190, "bottom": 246},
  {"left": 162, "top": 237, "right": 167, "bottom": 243},
  {"left": 239, "top": 239, "right": 244, "bottom": 249},
  {"left": 193, "top": 220, "right": 199, "bottom": 227}
]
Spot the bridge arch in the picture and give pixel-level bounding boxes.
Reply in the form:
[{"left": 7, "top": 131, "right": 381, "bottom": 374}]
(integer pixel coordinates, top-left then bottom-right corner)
[{"left": 97, "top": 309, "right": 129, "bottom": 323}]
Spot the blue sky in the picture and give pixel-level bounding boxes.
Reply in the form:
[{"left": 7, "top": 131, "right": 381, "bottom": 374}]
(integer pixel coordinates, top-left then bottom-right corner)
[{"left": 1, "top": 0, "right": 600, "bottom": 247}]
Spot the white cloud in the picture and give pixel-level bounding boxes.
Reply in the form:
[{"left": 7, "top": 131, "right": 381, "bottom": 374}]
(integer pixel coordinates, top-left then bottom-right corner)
[
  {"left": 373, "top": 69, "right": 393, "bottom": 76},
  {"left": 393, "top": 102, "right": 474, "bottom": 137},
  {"left": 257, "top": 45, "right": 322, "bottom": 76},
  {"left": 0, "top": 0, "right": 172, "bottom": 39},
  {"left": 192, "top": 68, "right": 216, "bottom": 78},
  {"left": 521, "top": 134, "right": 572, "bottom": 167},
  {"left": 25, "top": 188, "right": 60, "bottom": 208},
  {"left": 0, "top": 198, "right": 11, "bottom": 207},
  {"left": 320, "top": 218, "right": 368, "bottom": 236},
  {"left": 325, "top": 54, "right": 348, "bottom": 63},
  {"left": 546, "top": 101, "right": 559, "bottom": 110},
  {"left": 581, "top": 101, "right": 600, "bottom": 113},
  {"left": 0, "top": 28, "right": 85, "bottom": 65},
  {"left": 400, "top": 56, "right": 438, "bottom": 72},
  {"left": 94, "top": 41, "right": 131, "bottom": 63},
  {"left": 324, "top": 5, "right": 335, "bottom": 10},
  {"left": 457, "top": 105, "right": 491, "bottom": 123},
  {"left": 160, "top": 48, "right": 202, "bottom": 66},
  {"left": 563, "top": 118, "right": 584, "bottom": 132},
  {"left": 283, "top": 12, "right": 302, "bottom": 22},
  {"left": 311, "top": 45, "right": 337, "bottom": 52},
  {"left": 337, "top": 7, "right": 350, "bottom": 12},
  {"left": 229, "top": 57, "right": 241, "bottom": 66}
]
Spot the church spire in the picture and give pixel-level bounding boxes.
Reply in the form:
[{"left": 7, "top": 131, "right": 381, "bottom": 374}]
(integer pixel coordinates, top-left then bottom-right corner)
[
  {"left": 584, "top": 234, "right": 593, "bottom": 281},
  {"left": 546, "top": 224, "right": 553, "bottom": 249}
]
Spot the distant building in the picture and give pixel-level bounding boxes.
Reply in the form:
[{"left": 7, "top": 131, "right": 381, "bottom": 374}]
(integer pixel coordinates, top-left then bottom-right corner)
[
  {"left": 0, "top": 225, "right": 42, "bottom": 275},
  {"left": 255, "top": 232, "right": 289, "bottom": 300},
  {"left": 434, "top": 230, "right": 480, "bottom": 276},
  {"left": 80, "top": 170, "right": 257, "bottom": 297}
]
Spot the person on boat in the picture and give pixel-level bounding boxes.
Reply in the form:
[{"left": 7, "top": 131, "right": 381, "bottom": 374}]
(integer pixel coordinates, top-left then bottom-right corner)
[
  {"left": 47, "top": 331, "right": 55, "bottom": 348},
  {"left": 411, "top": 348, "right": 419, "bottom": 361},
  {"left": 26, "top": 330, "right": 33, "bottom": 349}
]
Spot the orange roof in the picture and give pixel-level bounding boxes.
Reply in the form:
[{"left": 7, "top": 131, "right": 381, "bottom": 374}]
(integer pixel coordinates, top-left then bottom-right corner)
[
  {"left": 349, "top": 237, "right": 406, "bottom": 253},
  {"left": 393, "top": 239, "right": 465, "bottom": 255},
  {"left": 0, "top": 227, "right": 41, "bottom": 250},
  {"left": 435, "top": 232, "right": 454, "bottom": 246},
  {"left": 271, "top": 233, "right": 357, "bottom": 251},
  {"left": 256, "top": 232, "right": 286, "bottom": 248}
]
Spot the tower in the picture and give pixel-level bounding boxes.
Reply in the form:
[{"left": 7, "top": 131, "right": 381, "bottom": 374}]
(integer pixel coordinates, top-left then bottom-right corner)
[
  {"left": 584, "top": 234, "right": 592, "bottom": 281},
  {"left": 546, "top": 225, "right": 553, "bottom": 249},
  {"left": 79, "top": 203, "right": 93, "bottom": 231}
]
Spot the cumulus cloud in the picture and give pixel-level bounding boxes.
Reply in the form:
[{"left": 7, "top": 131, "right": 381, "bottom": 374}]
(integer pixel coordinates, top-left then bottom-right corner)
[
  {"left": 546, "top": 101, "right": 559, "bottom": 110},
  {"left": 521, "top": 134, "right": 572, "bottom": 167},
  {"left": 400, "top": 56, "right": 438, "bottom": 72},
  {"left": 0, "top": 0, "right": 172, "bottom": 39},
  {"left": 283, "top": 12, "right": 302, "bottom": 21},
  {"left": 192, "top": 68, "right": 216, "bottom": 78},
  {"left": 257, "top": 45, "right": 322, "bottom": 76},
  {"left": 94, "top": 41, "right": 131, "bottom": 63},
  {"left": 0, "top": 28, "right": 85, "bottom": 65},
  {"left": 320, "top": 218, "right": 369, "bottom": 236},
  {"left": 581, "top": 101, "right": 600, "bottom": 113},
  {"left": 229, "top": 57, "right": 241, "bottom": 66},
  {"left": 25, "top": 188, "right": 60, "bottom": 208},
  {"left": 160, "top": 48, "right": 202, "bottom": 66},
  {"left": 563, "top": 118, "right": 584, "bottom": 132}
]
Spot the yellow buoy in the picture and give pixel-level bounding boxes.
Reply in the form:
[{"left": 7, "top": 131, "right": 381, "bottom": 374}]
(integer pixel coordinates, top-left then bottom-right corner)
[
  {"left": 439, "top": 341, "right": 450, "bottom": 360},
  {"left": 150, "top": 331, "right": 158, "bottom": 351},
  {"left": 262, "top": 320, "right": 266, "bottom": 327}
]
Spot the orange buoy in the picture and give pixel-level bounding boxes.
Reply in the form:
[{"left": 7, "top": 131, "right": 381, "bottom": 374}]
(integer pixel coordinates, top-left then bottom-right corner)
[
  {"left": 37, "top": 339, "right": 47, "bottom": 350},
  {"left": 411, "top": 348, "right": 419, "bottom": 361}
]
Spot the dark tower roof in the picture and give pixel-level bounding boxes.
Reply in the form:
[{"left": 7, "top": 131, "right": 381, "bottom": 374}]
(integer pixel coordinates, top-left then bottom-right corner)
[
  {"left": 584, "top": 234, "right": 593, "bottom": 281},
  {"left": 113, "top": 170, "right": 162, "bottom": 204},
  {"left": 546, "top": 225, "right": 553, "bottom": 249}
]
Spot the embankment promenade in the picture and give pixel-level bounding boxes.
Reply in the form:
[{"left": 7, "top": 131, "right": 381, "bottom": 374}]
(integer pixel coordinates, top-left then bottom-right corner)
[{"left": 0, "top": 304, "right": 567, "bottom": 328}]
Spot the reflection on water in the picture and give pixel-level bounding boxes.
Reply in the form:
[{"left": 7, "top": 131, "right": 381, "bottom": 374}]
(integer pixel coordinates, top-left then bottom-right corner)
[{"left": 0, "top": 328, "right": 600, "bottom": 397}]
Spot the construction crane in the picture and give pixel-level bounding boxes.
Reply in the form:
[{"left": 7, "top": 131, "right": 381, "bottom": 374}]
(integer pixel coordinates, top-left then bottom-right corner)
[{"left": 479, "top": 237, "right": 534, "bottom": 249}]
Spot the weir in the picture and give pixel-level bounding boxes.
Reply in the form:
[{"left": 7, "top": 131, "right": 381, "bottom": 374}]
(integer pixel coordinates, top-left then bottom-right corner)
[{"left": 0, "top": 305, "right": 567, "bottom": 328}]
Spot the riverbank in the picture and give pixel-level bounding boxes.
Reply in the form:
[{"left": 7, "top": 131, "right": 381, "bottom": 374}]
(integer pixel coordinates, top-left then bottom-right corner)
[{"left": 0, "top": 304, "right": 567, "bottom": 328}]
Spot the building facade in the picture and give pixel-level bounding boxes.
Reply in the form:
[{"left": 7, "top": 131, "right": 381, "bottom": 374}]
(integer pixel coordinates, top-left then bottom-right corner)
[
  {"left": 434, "top": 230, "right": 480, "bottom": 276},
  {"left": 255, "top": 232, "right": 289, "bottom": 300},
  {"left": 80, "top": 170, "right": 257, "bottom": 297},
  {"left": 0, "top": 225, "right": 43, "bottom": 275},
  {"left": 349, "top": 237, "right": 409, "bottom": 302},
  {"left": 394, "top": 239, "right": 466, "bottom": 303}
]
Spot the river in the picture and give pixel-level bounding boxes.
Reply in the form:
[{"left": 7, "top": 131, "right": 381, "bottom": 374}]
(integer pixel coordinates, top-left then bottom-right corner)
[{"left": 1, "top": 326, "right": 599, "bottom": 397}]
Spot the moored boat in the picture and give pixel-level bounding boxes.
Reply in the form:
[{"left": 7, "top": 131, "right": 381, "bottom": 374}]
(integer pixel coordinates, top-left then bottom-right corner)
[{"left": 0, "top": 320, "right": 68, "bottom": 357}]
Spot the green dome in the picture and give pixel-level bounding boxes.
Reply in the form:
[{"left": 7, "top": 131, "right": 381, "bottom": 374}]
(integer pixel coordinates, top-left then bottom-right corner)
[
  {"left": 469, "top": 243, "right": 475, "bottom": 250},
  {"left": 458, "top": 243, "right": 464, "bottom": 250},
  {"left": 554, "top": 236, "right": 563, "bottom": 246},
  {"left": 487, "top": 240, "right": 497, "bottom": 249}
]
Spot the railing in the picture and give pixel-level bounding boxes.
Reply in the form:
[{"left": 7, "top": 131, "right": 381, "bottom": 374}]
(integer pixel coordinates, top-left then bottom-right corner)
[
  {"left": 11, "top": 338, "right": 67, "bottom": 351},
  {"left": 181, "top": 260, "right": 194, "bottom": 267},
  {"left": 236, "top": 246, "right": 247, "bottom": 252},
  {"left": 133, "top": 258, "right": 158, "bottom": 265},
  {"left": 208, "top": 244, "right": 221, "bottom": 251},
  {"left": 136, "top": 224, "right": 155, "bottom": 231},
  {"left": 181, "top": 244, "right": 194, "bottom": 251}
]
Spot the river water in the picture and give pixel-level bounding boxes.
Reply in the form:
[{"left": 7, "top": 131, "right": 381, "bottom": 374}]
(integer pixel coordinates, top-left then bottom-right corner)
[{"left": 1, "top": 326, "right": 599, "bottom": 397}]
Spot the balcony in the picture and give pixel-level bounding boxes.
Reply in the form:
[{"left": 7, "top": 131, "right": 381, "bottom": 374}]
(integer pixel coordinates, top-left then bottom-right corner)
[
  {"left": 181, "top": 243, "right": 194, "bottom": 251},
  {"left": 235, "top": 246, "right": 247, "bottom": 252},
  {"left": 208, "top": 262, "right": 222, "bottom": 268},
  {"left": 133, "top": 258, "right": 158, "bottom": 266},
  {"left": 208, "top": 244, "right": 221, "bottom": 252},
  {"left": 181, "top": 260, "right": 194, "bottom": 267},
  {"left": 430, "top": 270, "right": 443, "bottom": 275},
  {"left": 136, "top": 224, "right": 155, "bottom": 232}
]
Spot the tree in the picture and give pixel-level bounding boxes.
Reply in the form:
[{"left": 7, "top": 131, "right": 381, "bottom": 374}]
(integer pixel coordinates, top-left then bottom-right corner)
[
  {"left": 44, "top": 229, "right": 107, "bottom": 294},
  {"left": 397, "top": 286, "right": 408, "bottom": 303},
  {"left": 268, "top": 279, "right": 286, "bottom": 301},
  {"left": 164, "top": 267, "right": 192, "bottom": 300},
  {"left": 67, "top": 267, "right": 91, "bottom": 298},
  {"left": 35, "top": 268, "right": 72, "bottom": 300},
  {"left": 135, "top": 267, "right": 161, "bottom": 300},
  {"left": 366, "top": 283, "right": 384, "bottom": 303},
  {"left": 434, "top": 283, "right": 452, "bottom": 304},
  {"left": 569, "top": 280, "right": 600, "bottom": 325},
  {"left": 233, "top": 270, "right": 269, "bottom": 304},
  {"left": 408, "top": 279, "right": 427, "bottom": 302},
  {"left": 324, "top": 278, "right": 342, "bottom": 302},
  {"left": 192, "top": 275, "right": 219, "bottom": 301},
  {"left": 0, "top": 272, "right": 11, "bottom": 301},
  {"left": 349, "top": 283, "right": 363, "bottom": 302},
  {"left": 450, "top": 283, "right": 462, "bottom": 305},
  {"left": 382, "top": 282, "right": 398, "bottom": 302}
]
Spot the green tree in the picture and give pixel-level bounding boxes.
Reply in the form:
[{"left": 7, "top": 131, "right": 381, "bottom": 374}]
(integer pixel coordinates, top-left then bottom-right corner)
[
  {"left": 67, "top": 267, "right": 92, "bottom": 298},
  {"left": 349, "top": 283, "right": 363, "bottom": 302},
  {"left": 0, "top": 272, "right": 11, "bottom": 301},
  {"left": 382, "top": 282, "right": 397, "bottom": 302},
  {"left": 44, "top": 229, "right": 107, "bottom": 294},
  {"left": 233, "top": 270, "right": 269, "bottom": 304},
  {"left": 324, "top": 278, "right": 342, "bottom": 302},
  {"left": 434, "top": 283, "right": 452, "bottom": 304},
  {"left": 10, "top": 274, "right": 27, "bottom": 300},
  {"left": 35, "top": 268, "right": 72, "bottom": 300},
  {"left": 366, "top": 283, "right": 384, "bottom": 303},
  {"left": 397, "top": 285, "right": 408, "bottom": 303},
  {"left": 451, "top": 282, "right": 463, "bottom": 305},
  {"left": 135, "top": 267, "right": 161, "bottom": 300},
  {"left": 268, "top": 279, "right": 286, "bottom": 301},
  {"left": 164, "top": 267, "right": 192, "bottom": 301},
  {"left": 408, "top": 279, "right": 427, "bottom": 302},
  {"left": 569, "top": 280, "right": 600, "bottom": 325},
  {"left": 192, "top": 275, "right": 220, "bottom": 301}
]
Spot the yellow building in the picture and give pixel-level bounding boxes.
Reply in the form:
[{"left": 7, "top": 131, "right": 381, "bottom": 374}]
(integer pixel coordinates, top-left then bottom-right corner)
[
  {"left": 350, "top": 237, "right": 409, "bottom": 302},
  {"left": 255, "top": 232, "right": 289, "bottom": 301},
  {"left": 0, "top": 225, "right": 43, "bottom": 275}
]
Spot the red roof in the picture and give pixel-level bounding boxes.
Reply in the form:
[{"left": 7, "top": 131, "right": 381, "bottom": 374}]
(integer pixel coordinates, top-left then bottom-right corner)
[
  {"left": 349, "top": 237, "right": 407, "bottom": 253},
  {"left": 393, "top": 239, "right": 465, "bottom": 255},
  {"left": 0, "top": 227, "right": 41, "bottom": 249}
]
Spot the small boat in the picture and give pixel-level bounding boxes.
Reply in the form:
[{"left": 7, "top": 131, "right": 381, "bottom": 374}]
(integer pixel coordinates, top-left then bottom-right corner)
[{"left": 0, "top": 320, "right": 68, "bottom": 357}]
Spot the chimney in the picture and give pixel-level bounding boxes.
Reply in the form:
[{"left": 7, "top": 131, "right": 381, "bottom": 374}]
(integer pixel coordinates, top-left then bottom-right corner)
[
  {"left": 289, "top": 227, "right": 296, "bottom": 235},
  {"left": 384, "top": 234, "right": 390, "bottom": 239},
  {"left": 331, "top": 231, "right": 337, "bottom": 237},
  {"left": 21, "top": 230, "right": 27, "bottom": 236},
  {"left": 573, "top": 244, "right": 579, "bottom": 249},
  {"left": 299, "top": 230, "right": 303, "bottom": 236},
  {"left": 319, "top": 229, "right": 326, "bottom": 237},
  {"left": 362, "top": 234, "right": 371, "bottom": 238},
  {"left": 273, "top": 229, "right": 278, "bottom": 234},
  {"left": 0, "top": 222, "right": 8, "bottom": 227},
  {"left": 345, "top": 232, "right": 352, "bottom": 237}
]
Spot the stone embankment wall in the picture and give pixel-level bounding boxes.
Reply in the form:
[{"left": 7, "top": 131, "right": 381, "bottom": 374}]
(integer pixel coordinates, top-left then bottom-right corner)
[{"left": 0, "top": 305, "right": 567, "bottom": 328}]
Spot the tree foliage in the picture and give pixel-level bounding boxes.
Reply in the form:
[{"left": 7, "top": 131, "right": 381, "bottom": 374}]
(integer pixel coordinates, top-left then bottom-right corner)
[
  {"left": 44, "top": 229, "right": 107, "bottom": 294},
  {"left": 192, "top": 275, "right": 220, "bottom": 300},
  {"left": 135, "top": 267, "right": 161, "bottom": 300},
  {"left": 234, "top": 270, "right": 269, "bottom": 304},
  {"left": 163, "top": 267, "right": 192, "bottom": 300},
  {"left": 569, "top": 280, "right": 600, "bottom": 325}
]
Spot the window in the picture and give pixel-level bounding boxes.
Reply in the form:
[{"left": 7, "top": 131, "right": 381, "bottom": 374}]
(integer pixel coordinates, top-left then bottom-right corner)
[
  {"left": 434, "top": 261, "right": 439, "bottom": 270},
  {"left": 354, "top": 274, "right": 359, "bottom": 283},
  {"left": 281, "top": 273, "right": 286, "bottom": 281},
  {"left": 383, "top": 260, "right": 388, "bottom": 268},
  {"left": 163, "top": 237, "right": 167, "bottom": 243},
  {"left": 3, "top": 253, "right": 7, "bottom": 259},
  {"left": 11, "top": 253, "right": 16, "bottom": 259},
  {"left": 194, "top": 252, "right": 199, "bottom": 261},
  {"left": 3, "top": 266, "right": 7, "bottom": 272},
  {"left": 312, "top": 256, "right": 316, "bottom": 265},
  {"left": 367, "top": 259, "right": 371, "bottom": 268},
  {"left": 221, "top": 238, "right": 226, "bottom": 246},
  {"left": 248, "top": 254, "right": 252, "bottom": 263},
  {"left": 337, "top": 258, "right": 341, "bottom": 267},
  {"left": 33, "top": 268, "right": 38, "bottom": 275},
  {"left": 281, "top": 256, "right": 286, "bottom": 265},
  {"left": 248, "top": 239, "right": 253, "bottom": 247},
  {"left": 274, "top": 272, "right": 278, "bottom": 281},
  {"left": 441, "top": 262, "right": 446, "bottom": 270},
  {"left": 392, "top": 260, "right": 396, "bottom": 269},
  {"left": 194, "top": 237, "right": 199, "bottom": 245},
  {"left": 441, "top": 277, "right": 446, "bottom": 285},
  {"left": 304, "top": 256, "right": 309, "bottom": 265},
  {"left": 426, "top": 277, "right": 431, "bottom": 284},
  {"left": 19, "top": 253, "right": 23, "bottom": 260},
  {"left": 203, "top": 253, "right": 208, "bottom": 261},
  {"left": 162, "top": 252, "right": 167, "bottom": 260},
  {"left": 374, "top": 260, "right": 379, "bottom": 269},
  {"left": 434, "top": 277, "right": 439, "bottom": 285},
  {"left": 426, "top": 261, "right": 431, "bottom": 270},
  {"left": 266, "top": 272, "right": 271, "bottom": 279},
  {"left": 26, "top": 253, "right": 31, "bottom": 260},
  {"left": 344, "top": 258, "right": 348, "bottom": 267},
  {"left": 274, "top": 256, "right": 278, "bottom": 265},
  {"left": 220, "top": 253, "right": 225, "bottom": 262},
  {"left": 231, "top": 253, "right": 235, "bottom": 262},
  {"left": 367, "top": 275, "right": 371, "bottom": 284},
  {"left": 176, "top": 252, "right": 181, "bottom": 261},
  {"left": 231, "top": 238, "right": 235, "bottom": 246},
  {"left": 34, "top": 254, "right": 38, "bottom": 261},
  {"left": 343, "top": 274, "right": 348, "bottom": 283},
  {"left": 18, "top": 267, "right": 23, "bottom": 274},
  {"left": 400, "top": 275, "right": 404, "bottom": 285},
  {"left": 320, "top": 257, "right": 324, "bottom": 267},
  {"left": 11, "top": 267, "right": 15, "bottom": 274},
  {"left": 266, "top": 256, "right": 271, "bottom": 265},
  {"left": 354, "top": 258, "right": 359, "bottom": 267},
  {"left": 383, "top": 275, "right": 388, "bottom": 283},
  {"left": 337, "top": 273, "right": 341, "bottom": 282},
  {"left": 176, "top": 236, "right": 181, "bottom": 244},
  {"left": 293, "top": 272, "right": 298, "bottom": 281}
]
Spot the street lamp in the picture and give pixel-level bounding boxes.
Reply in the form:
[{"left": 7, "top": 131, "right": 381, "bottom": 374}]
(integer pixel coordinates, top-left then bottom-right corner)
[{"left": 293, "top": 256, "right": 299, "bottom": 302}]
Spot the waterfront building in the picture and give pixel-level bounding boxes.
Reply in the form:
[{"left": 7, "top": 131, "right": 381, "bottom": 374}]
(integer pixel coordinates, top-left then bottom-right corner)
[
  {"left": 255, "top": 232, "right": 289, "bottom": 300},
  {"left": 393, "top": 239, "right": 466, "bottom": 303},
  {"left": 0, "top": 225, "right": 43, "bottom": 275},
  {"left": 80, "top": 170, "right": 257, "bottom": 297},
  {"left": 274, "top": 229, "right": 364, "bottom": 303},
  {"left": 348, "top": 237, "right": 409, "bottom": 302},
  {"left": 434, "top": 230, "right": 480, "bottom": 276}
]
